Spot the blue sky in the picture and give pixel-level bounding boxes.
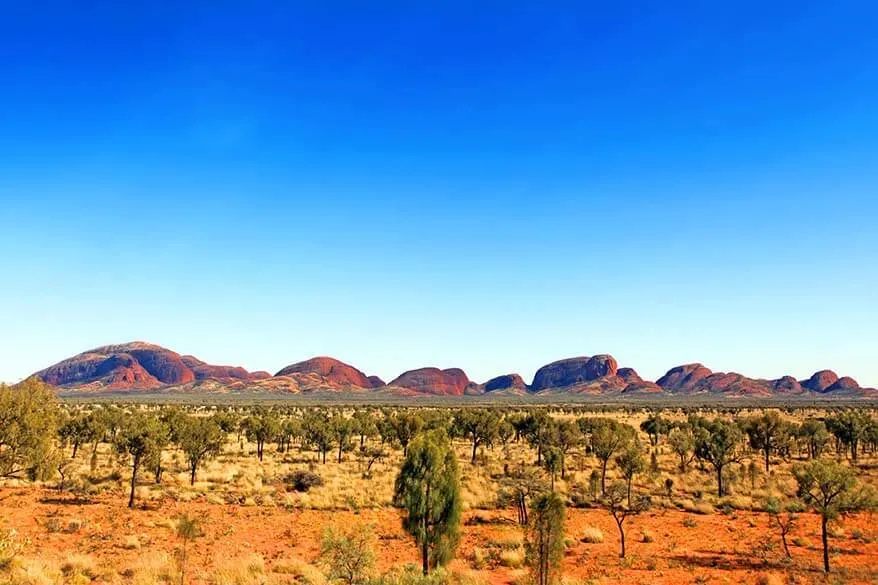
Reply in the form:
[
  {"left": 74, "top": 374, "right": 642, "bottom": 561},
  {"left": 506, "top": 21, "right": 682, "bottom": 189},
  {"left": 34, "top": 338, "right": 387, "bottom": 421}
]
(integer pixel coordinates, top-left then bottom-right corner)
[{"left": 2, "top": 1, "right": 877, "bottom": 386}]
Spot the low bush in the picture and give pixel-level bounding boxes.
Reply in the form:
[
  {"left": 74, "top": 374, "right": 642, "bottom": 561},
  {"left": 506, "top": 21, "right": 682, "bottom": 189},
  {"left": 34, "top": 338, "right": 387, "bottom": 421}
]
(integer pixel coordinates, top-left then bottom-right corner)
[
  {"left": 286, "top": 471, "right": 324, "bottom": 493},
  {"left": 581, "top": 527, "right": 604, "bottom": 544}
]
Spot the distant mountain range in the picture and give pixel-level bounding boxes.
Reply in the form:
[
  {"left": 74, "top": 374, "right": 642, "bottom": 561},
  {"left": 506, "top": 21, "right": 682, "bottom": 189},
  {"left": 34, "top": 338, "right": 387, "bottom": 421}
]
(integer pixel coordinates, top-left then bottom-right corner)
[{"left": 28, "top": 341, "right": 876, "bottom": 399}]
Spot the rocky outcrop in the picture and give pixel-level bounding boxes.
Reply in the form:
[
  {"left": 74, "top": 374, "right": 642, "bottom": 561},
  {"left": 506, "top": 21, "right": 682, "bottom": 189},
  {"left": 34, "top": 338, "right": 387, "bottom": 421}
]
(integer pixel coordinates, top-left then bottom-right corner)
[
  {"left": 388, "top": 367, "right": 471, "bottom": 396},
  {"left": 771, "top": 376, "right": 804, "bottom": 394},
  {"left": 483, "top": 374, "right": 529, "bottom": 392},
  {"left": 656, "top": 364, "right": 714, "bottom": 392},
  {"left": 825, "top": 376, "right": 860, "bottom": 393},
  {"left": 531, "top": 355, "right": 620, "bottom": 391},
  {"left": 276, "top": 357, "right": 373, "bottom": 389},
  {"left": 801, "top": 370, "right": 840, "bottom": 393},
  {"left": 35, "top": 342, "right": 263, "bottom": 389},
  {"left": 367, "top": 375, "right": 386, "bottom": 388}
]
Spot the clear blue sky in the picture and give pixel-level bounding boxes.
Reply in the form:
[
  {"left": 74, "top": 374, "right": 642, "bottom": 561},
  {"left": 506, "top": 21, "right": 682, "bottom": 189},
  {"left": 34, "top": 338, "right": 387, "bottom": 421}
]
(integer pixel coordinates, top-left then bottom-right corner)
[{"left": 2, "top": 1, "right": 877, "bottom": 386}]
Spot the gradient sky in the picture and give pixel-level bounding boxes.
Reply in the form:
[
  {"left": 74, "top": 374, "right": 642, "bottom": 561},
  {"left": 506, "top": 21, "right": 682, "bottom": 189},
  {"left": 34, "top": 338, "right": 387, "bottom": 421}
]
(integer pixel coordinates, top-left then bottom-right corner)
[{"left": 2, "top": 1, "right": 877, "bottom": 387}]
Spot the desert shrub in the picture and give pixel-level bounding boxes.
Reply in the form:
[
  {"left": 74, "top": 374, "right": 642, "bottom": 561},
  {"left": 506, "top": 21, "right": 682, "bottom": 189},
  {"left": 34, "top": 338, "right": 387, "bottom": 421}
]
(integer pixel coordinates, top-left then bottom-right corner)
[
  {"left": 498, "top": 549, "right": 524, "bottom": 568},
  {"left": 640, "top": 530, "right": 655, "bottom": 543},
  {"left": 286, "top": 471, "right": 324, "bottom": 493},
  {"left": 683, "top": 517, "right": 697, "bottom": 528},
  {"left": 371, "top": 565, "right": 448, "bottom": 585},
  {"left": 319, "top": 524, "right": 375, "bottom": 585},
  {"left": 0, "top": 529, "right": 23, "bottom": 571},
  {"left": 581, "top": 527, "right": 604, "bottom": 544}
]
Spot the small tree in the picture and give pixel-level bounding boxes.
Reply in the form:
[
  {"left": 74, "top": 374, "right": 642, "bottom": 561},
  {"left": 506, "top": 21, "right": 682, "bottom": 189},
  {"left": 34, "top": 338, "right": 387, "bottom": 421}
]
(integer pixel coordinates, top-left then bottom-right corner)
[
  {"left": 499, "top": 466, "right": 548, "bottom": 526},
  {"left": 615, "top": 443, "right": 645, "bottom": 506},
  {"left": 332, "top": 416, "right": 354, "bottom": 463},
  {"left": 825, "top": 412, "right": 872, "bottom": 463},
  {"left": 542, "top": 447, "right": 562, "bottom": 491},
  {"left": 391, "top": 412, "right": 424, "bottom": 457},
  {"left": 453, "top": 409, "right": 500, "bottom": 465},
  {"left": 0, "top": 379, "right": 60, "bottom": 480},
  {"left": 792, "top": 459, "right": 877, "bottom": 572},
  {"left": 588, "top": 419, "right": 634, "bottom": 494},
  {"left": 524, "top": 492, "right": 566, "bottom": 585},
  {"left": 178, "top": 416, "right": 225, "bottom": 485},
  {"left": 602, "top": 481, "right": 651, "bottom": 559},
  {"left": 743, "top": 411, "right": 789, "bottom": 473},
  {"left": 320, "top": 523, "right": 376, "bottom": 585},
  {"left": 640, "top": 413, "right": 669, "bottom": 447},
  {"left": 241, "top": 411, "right": 280, "bottom": 461},
  {"left": 694, "top": 419, "right": 742, "bottom": 497},
  {"left": 668, "top": 426, "right": 695, "bottom": 473},
  {"left": 765, "top": 497, "right": 799, "bottom": 559},
  {"left": 114, "top": 413, "right": 168, "bottom": 509},
  {"left": 176, "top": 514, "right": 203, "bottom": 585},
  {"left": 393, "top": 430, "right": 461, "bottom": 575}
]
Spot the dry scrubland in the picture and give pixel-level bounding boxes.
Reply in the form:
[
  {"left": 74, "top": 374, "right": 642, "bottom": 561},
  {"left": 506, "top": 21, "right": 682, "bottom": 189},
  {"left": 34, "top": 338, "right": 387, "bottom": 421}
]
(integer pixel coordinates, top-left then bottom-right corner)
[{"left": 1, "top": 381, "right": 877, "bottom": 585}]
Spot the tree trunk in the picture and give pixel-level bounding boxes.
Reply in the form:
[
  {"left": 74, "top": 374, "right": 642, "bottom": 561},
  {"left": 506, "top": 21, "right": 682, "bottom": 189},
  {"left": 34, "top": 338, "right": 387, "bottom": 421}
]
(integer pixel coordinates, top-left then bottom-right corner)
[
  {"left": 601, "top": 459, "right": 608, "bottom": 494},
  {"left": 471, "top": 440, "right": 477, "bottom": 465},
  {"left": 717, "top": 465, "right": 724, "bottom": 497},
  {"left": 764, "top": 448, "right": 770, "bottom": 473},
  {"left": 822, "top": 515, "right": 830, "bottom": 572},
  {"left": 190, "top": 463, "right": 197, "bottom": 486},
  {"left": 128, "top": 458, "right": 140, "bottom": 509},
  {"left": 617, "top": 518, "right": 626, "bottom": 558}
]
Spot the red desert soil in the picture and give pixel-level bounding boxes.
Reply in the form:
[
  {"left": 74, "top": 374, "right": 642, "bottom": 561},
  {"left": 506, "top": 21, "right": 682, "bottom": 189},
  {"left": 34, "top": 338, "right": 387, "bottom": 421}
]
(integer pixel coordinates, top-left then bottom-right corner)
[{"left": 1, "top": 488, "right": 875, "bottom": 585}]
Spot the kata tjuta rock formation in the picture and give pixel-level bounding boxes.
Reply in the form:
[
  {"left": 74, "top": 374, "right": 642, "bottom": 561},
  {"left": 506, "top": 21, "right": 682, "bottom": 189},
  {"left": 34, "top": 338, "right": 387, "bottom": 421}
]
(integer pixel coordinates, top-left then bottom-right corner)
[
  {"left": 34, "top": 342, "right": 269, "bottom": 390},
  {"left": 31, "top": 341, "right": 876, "bottom": 398}
]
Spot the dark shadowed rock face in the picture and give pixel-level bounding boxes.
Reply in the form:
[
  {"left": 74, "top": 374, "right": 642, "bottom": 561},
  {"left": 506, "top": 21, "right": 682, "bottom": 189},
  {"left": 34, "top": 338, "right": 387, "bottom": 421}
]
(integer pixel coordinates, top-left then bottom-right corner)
[
  {"left": 656, "top": 363, "right": 714, "bottom": 392},
  {"left": 772, "top": 376, "right": 803, "bottom": 394},
  {"left": 800, "top": 370, "right": 840, "bottom": 392},
  {"left": 34, "top": 342, "right": 263, "bottom": 389},
  {"left": 585, "top": 355, "right": 618, "bottom": 379},
  {"left": 483, "top": 373, "right": 529, "bottom": 392},
  {"left": 617, "top": 367, "right": 643, "bottom": 385},
  {"left": 531, "top": 355, "right": 619, "bottom": 390},
  {"left": 275, "top": 357, "right": 373, "bottom": 388},
  {"left": 367, "top": 375, "right": 385, "bottom": 388},
  {"left": 825, "top": 376, "right": 861, "bottom": 392},
  {"left": 388, "top": 367, "right": 471, "bottom": 396}
]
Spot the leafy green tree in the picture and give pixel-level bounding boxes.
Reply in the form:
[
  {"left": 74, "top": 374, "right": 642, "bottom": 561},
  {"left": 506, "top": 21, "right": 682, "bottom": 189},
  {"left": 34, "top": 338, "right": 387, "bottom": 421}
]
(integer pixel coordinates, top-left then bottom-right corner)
[
  {"left": 454, "top": 409, "right": 500, "bottom": 464},
  {"left": 0, "top": 379, "right": 60, "bottom": 480},
  {"left": 319, "top": 523, "right": 376, "bottom": 585},
  {"left": 542, "top": 447, "right": 562, "bottom": 491},
  {"left": 640, "top": 413, "right": 669, "bottom": 447},
  {"left": 114, "top": 413, "right": 168, "bottom": 508},
  {"left": 58, "top": 412, "right": 103, "bottom": 459},
  {"left": 303, "top": 411, "right": 333, "bottom": 464},
  {"left": 825, "top": 411, "right": 872, "bottom": 463},
  {"left": 393, "top": 430, "right": 462, "bottom": 575},
  {"left": 587, "top": 418, "right": 635, "bottom": 494},
  {"left": 792, "top": 459, "right": 877, "bottom": 572},
  {"left": 668, "top": 426, "right": 696, "bottom": 473},
  {"left": 797, "top": 419, "right": 830, "bottom": 459},
  {"left": 743, "top": 411, "right": 790, "bottom": 473},
  {"left": 615, "top": 442, "right": 645, "bottom": 506},
  {"left": 524, "top": 412, "right": 555, "bottom": 465},
  {"left": 694, "top": 419, "right": 743, "bottom": 496},
  {"left": 178, "top": 416, "right": 225, "bottom": 485},
  {"left": 602, "top": 481, "right": 651, "bottom": 559},
  {"left": 332, "top": 415, "right": 354, "bottom": 463},
  {"left": 351, "top": 410, "right": 378, "bottom": 448},
  {"left": 242, "top": 410, "right": 280, "bottom": 461},
  {"left": 552, "top": 420, "right": 582, "bottom": 479},
  {"left": 391, "top": 412, "right": 424, "bottom": 457},
  {"left": 524, "top": 492, "right": 566, "bottom": 585}
]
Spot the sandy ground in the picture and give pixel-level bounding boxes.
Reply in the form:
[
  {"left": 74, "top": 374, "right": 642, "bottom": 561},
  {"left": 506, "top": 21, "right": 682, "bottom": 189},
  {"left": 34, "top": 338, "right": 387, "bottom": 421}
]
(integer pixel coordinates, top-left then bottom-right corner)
[{"left": 1, "top": 487, "right": 876, "bottom": 585}]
